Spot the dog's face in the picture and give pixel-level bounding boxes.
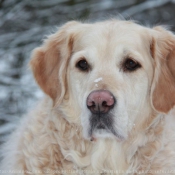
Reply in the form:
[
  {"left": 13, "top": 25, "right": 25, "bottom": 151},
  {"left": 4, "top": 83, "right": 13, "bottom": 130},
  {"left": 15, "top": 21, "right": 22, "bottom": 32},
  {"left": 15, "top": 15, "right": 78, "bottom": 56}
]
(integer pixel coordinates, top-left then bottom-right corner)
[
  {"left": 67, "top": 22, "right": 154, "bottom": 140},
  {"left": 30, "top": 20, "right": 175, "bottom": 141}
]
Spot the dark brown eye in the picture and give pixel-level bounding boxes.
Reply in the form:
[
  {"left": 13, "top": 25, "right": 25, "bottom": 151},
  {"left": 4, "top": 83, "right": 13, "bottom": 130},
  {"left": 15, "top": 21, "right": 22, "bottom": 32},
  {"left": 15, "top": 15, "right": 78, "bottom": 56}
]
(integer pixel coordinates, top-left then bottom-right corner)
[
  {"left": 76, "top": 59, "right": 89, "bottom": 71},
  {"left": 123, "top": 58, "right": 141, "bottom": 71}
]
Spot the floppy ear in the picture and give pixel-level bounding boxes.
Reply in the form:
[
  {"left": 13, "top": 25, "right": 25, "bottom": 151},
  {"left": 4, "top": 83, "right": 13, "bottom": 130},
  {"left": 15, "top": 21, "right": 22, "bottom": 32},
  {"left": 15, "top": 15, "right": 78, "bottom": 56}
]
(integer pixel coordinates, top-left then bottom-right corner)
[
  {"left": 151, "top": 27, "right": 175, "bottom": 113},
  {"left": 30, "top": 21, "right": 79, "bottom": 104}
]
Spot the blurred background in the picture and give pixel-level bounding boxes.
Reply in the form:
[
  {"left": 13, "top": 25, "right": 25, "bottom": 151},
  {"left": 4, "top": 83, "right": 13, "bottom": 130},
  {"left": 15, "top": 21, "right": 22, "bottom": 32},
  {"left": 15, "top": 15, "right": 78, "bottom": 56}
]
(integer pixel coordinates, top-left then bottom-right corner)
[{"left": 0, "top": 0, "right": 175, "bottom": 144}]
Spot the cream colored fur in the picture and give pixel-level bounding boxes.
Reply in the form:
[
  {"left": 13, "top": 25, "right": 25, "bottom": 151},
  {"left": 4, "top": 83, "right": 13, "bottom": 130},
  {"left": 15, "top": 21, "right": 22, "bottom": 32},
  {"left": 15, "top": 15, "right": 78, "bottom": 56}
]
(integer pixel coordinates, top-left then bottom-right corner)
[{"left": 1, "top": 20, "right": 175, "bottom": 175}]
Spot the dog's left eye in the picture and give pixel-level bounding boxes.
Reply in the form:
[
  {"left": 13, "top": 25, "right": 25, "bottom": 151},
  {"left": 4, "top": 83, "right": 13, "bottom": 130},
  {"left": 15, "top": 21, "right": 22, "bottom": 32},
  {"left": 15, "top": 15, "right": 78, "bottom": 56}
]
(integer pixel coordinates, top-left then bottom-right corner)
[
  {"left": 123, "top": 58, "right": 141, "bottom": 71},
  {"left": 76, "top": 59, "right": 89, "bottom": 71}
]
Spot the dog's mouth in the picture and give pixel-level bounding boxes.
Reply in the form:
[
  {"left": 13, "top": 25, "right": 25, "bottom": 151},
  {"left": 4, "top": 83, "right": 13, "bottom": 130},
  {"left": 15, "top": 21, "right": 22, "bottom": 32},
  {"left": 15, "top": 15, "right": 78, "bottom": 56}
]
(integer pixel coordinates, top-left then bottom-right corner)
[{"left": 88, "top": 113, "right": 122, "bottom": 140}]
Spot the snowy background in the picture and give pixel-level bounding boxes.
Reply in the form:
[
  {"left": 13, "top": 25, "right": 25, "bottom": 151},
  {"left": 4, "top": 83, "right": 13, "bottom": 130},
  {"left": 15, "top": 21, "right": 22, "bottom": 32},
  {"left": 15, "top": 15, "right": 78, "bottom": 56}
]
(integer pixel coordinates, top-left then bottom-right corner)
[{"left": 1, "top": 0, "right": 175, "bottom": 144}]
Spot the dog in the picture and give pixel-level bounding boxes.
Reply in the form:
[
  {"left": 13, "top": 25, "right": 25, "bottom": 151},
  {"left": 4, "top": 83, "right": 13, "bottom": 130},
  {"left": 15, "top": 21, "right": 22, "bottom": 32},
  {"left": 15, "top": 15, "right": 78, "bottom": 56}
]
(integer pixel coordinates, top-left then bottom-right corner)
[{"left": 1, "top": 19, "right": 175, "bottom": 175}]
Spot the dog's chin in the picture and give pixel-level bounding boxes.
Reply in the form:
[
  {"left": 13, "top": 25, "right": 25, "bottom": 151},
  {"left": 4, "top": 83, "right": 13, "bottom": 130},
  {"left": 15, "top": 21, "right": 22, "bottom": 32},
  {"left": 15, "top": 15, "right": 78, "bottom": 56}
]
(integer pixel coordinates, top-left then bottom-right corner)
[
  {"left": 82, "top": 113, "right": 126, "bottom": 141},
  {"left": 92, "top": 129, "right": 117, "bottom": 139},
  {"left": 85, "top": 128, "right": 125, "bottom": 141}
]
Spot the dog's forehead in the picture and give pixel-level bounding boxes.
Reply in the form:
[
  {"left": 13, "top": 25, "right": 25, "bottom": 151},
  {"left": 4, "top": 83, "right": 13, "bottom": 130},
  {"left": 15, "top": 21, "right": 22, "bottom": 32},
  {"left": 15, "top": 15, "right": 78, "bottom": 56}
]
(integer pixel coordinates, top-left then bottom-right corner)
[{"left": 73, "top": 21, "right": 150, "bottom": 57}]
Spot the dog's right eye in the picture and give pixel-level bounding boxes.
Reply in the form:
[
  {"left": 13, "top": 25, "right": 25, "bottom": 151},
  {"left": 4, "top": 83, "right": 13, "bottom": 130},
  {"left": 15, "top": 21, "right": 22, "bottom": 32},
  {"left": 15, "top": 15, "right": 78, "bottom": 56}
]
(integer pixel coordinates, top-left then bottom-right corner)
[{"left": 76, "top": 59, "right": 89, "bottom": 71}]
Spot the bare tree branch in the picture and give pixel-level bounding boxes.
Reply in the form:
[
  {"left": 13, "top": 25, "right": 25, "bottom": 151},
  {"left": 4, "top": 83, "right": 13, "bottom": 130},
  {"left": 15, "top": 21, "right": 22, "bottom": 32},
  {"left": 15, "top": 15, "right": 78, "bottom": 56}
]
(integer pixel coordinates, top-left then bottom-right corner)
[{"left": 121, "top": 0, "right": 172, "bottom": 18}]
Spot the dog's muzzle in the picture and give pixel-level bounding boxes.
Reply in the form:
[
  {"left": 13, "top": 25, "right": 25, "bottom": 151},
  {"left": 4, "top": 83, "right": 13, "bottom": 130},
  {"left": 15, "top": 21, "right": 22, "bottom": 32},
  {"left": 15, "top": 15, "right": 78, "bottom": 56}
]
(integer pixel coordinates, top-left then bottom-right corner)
[{"left": 86, "top": 90, "right": 121, "bottom": 139}]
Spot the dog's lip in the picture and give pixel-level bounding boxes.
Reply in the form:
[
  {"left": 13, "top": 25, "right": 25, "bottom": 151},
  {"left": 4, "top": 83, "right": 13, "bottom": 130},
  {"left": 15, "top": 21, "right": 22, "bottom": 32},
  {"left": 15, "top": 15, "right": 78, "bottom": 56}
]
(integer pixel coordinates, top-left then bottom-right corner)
[
  {"left": 89, "top": 132, "right": 124, "bottom": 142},
  {"left": 89, "top": 125, "right": 125, "bottom": 141},
  {"left": 90, "top": 136, "right": 97, "bottom": 142}
]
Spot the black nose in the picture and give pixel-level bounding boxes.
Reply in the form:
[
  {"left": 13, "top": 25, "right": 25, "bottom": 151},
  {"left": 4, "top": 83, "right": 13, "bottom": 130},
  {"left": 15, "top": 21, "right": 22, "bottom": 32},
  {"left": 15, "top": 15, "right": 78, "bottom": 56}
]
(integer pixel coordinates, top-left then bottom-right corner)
[{"left": 86, "top": 90, "right": 115, "bottom": 114}]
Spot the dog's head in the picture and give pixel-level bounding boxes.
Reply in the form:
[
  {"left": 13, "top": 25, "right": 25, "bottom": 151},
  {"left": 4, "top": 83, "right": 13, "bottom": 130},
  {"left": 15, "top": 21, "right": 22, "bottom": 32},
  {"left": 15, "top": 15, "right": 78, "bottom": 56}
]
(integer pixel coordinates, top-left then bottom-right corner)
[{"left": 30, "top": 20, "right": 175, "bottom": 141}]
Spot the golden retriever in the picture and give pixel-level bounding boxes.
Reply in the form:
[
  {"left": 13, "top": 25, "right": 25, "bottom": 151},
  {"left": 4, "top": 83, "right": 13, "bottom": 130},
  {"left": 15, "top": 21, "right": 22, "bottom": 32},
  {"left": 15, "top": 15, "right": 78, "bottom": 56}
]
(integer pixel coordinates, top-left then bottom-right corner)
[{"left": 1, "top": 19, "right": 175, "bottom": 175}]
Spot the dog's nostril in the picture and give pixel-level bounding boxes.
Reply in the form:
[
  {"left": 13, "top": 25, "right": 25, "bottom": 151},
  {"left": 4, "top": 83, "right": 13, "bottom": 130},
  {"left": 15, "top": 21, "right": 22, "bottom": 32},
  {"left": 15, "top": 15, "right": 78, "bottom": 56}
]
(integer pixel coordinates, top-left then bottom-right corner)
[
  {"left": 88, "top": 101, "right": 96, "bottom": 108},
  {"left": 102, "top": 101, "right": 107, "bottom": 107},
  {"left": 92, "top": 101, "right": 96, "bottom": 107}
]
